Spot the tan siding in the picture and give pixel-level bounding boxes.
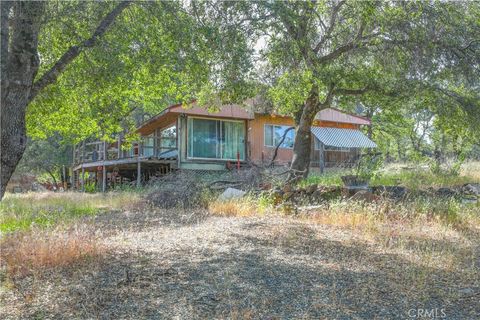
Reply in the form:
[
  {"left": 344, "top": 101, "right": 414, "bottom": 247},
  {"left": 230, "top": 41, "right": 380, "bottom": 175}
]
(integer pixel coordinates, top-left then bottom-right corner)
[{"left": 248, "top": 114, "right": 360, "bottom": 165}]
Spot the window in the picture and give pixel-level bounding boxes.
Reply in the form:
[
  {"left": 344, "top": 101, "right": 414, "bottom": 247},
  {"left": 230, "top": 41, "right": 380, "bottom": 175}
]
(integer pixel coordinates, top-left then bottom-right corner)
[
  {"left": 187, "top": 117, "right": 245, "bottom": 160},
  {"left": 143, "top": 134, "right": 154, "bottom": 157},
  {"left": 264, "top": 125, "right": 295, "bottom": 148},
  {"left": 157, "top": 126, "right": 177, "bottom": 149}
]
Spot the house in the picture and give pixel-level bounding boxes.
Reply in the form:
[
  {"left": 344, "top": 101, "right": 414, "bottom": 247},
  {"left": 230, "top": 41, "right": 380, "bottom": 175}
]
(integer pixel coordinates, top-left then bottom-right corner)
[{"left": 72, "top": 102, "right": 376, "bottom": 190}]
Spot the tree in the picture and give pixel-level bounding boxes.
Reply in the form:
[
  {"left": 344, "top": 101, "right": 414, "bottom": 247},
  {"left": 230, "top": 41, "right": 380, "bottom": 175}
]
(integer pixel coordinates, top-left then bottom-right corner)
[
  {"left": 218, "top": 0, "right": 479, "bottom": 180},
  {"left": 1, "top": 1, "right": 130, "bottom": 199},
  {"left": 1, "top": 0, "right": 249, "bottom": 199}
]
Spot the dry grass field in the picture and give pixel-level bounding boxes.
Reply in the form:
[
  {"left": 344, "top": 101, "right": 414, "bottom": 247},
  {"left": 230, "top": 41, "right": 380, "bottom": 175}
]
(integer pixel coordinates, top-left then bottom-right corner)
[{"left": 0, "top": 163, "right": 479, "bottom": 319}]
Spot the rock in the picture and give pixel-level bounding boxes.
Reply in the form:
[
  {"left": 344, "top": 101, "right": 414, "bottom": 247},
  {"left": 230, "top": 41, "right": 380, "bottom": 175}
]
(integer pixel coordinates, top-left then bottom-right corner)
[
  {"left": 311, "top": 189, "right": 323, "bottom": 199},
  {"left": 462, "top": 183, "right": 480, "bottom": 196},
  {"left": 436, "top": 187, "right": 458, "bottom": 197},
  {"left": 283, "top": 191, "right": 294, "bottom": 200},
  {"left": 350, "top": 190, "right": 379, "bottom": 203},
  {"left": 458, "top": 287, "right": 475, "bottom": 296},
  {"left": 372, "top": 186, "right": 407, "bottom": 199},
  {"left": 306, "top": 184, "right": 318, "bottom": 194},
  {"left": 217, "top": 187, "right": 246, "bottom": 201}
]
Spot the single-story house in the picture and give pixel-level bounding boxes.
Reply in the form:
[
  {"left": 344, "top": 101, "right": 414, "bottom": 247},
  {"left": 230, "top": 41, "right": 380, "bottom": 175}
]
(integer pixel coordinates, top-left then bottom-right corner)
[{"left": 72, "top": 102, "right": 376, "bottom": 190}]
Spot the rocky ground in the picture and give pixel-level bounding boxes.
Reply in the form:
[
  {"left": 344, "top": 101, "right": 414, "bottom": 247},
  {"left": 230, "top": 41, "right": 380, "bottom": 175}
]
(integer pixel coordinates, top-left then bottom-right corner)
[{"left": 1, "top": 205, "right": 479, "bottom": 320}]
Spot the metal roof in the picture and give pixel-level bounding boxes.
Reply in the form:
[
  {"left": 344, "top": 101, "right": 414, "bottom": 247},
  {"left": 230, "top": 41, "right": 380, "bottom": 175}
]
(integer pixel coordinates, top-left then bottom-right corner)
[
  {"left": 315, "top": 108, "right": 371, "bottom": 125},
  {"left": 311, "top": 127, "right": 377, "bottom": 148}
]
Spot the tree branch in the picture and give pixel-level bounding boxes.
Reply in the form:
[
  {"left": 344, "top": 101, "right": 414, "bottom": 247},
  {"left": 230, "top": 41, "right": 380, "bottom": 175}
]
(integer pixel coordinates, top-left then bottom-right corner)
[
  {"left": 269, "top": 126, "right": 294, "bottom": 167},
  {"left": 28, "top": 1, "right": 131, "bottom": 103},
  {"left": 313, "top": 0, "right": 345, "bottom": 53},
  {"left": 317, "top": 20, "right": 365, "bottom": 64},
  {"left": 320, "top": 84, "right": 336, "bottom": 108},
  {"left": 334, "top": 86, "right": 369, "bottom": 95}
]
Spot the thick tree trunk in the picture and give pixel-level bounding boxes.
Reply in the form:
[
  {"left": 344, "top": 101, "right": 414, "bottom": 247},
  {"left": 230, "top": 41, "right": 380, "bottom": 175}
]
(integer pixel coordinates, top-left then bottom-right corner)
[
  {"left": 1, "top": 2, "right": 44, "bottom": 199},
  {"left": 289, "top": 88, "right": 320, "bottom": 181}
]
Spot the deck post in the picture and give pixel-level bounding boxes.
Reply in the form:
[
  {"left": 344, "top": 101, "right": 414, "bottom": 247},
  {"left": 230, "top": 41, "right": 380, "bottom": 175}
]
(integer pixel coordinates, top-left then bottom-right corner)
[
  {"left": 136, "top": 160, "right": 141, "bottom": 188},
  {"left": 101, "top": 140, "right": 107, "bottom": 192},
  {"left": 102, "top": 165, "right": 106, "bottom": 192},
  {"left": 81, "top": 167, "right": 85, "bottom": 192}
]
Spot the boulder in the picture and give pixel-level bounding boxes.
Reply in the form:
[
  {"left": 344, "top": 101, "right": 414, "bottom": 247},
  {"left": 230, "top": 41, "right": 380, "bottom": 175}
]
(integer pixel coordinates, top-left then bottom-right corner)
[
  {"left": 217, "top": 188, "right": 246, "bottom": 201},
  {"left": 372, "top": 185, "right": 407, "bottom": 199},
  {"left": 306, "top": 184, "right": 318, "bottom": 194},
  {"left": 436, "top": 187, "right": 458, "bottom": 198},
  {"left": 462, "top": 183, "right": 480, "bottom": 196},
  {"left": 350, "top": 190, "right": 379, "bottom": 203}
]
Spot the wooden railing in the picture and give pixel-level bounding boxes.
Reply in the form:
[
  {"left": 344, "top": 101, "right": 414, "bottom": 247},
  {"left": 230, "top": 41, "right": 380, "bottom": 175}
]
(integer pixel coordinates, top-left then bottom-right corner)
[{"left": 73, "top": 135, "right": 177, "bottom": 165}]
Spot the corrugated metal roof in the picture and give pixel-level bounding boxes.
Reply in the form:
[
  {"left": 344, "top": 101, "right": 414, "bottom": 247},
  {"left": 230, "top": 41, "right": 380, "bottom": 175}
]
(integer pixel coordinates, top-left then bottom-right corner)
[{"left": 311, "top": 127, "right": 377, "bottom": 148}]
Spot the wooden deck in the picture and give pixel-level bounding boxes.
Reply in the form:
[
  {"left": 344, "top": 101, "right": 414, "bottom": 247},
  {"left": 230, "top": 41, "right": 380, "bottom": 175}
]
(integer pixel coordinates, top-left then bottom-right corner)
[{"left": 72, "top": 135, "right": 177, "bottom": 191}]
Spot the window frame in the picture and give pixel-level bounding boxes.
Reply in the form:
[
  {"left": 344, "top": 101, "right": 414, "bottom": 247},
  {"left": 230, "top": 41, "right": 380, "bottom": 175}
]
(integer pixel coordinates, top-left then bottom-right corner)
[
  {"left": 264, "top": 124, "right": 295, "bottom": 149},
  {"left": 187, "top": 116, "right": 246, "bottom": 161}
]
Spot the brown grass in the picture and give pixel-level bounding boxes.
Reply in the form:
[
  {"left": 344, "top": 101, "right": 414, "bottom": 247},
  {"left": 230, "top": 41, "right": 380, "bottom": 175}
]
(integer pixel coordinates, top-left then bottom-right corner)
[
  {"left": 0, "top": 224, "right": 106, "bottom": 278},
  {"left": 208, "top": 199, "right": 258, "bottom": 217},
  {"left": 461, "top": 161, "right": 480, "bottom": 181}
]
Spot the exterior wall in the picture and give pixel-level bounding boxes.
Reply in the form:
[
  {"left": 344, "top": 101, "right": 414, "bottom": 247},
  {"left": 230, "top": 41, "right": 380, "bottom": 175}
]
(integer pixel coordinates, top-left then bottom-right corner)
[
  {"left": 248, "top": 114, "right": 360, "bottom": 166},
  {"left": 139, "top": 112, "right": 363, "bottom": 170},
  {"left": 248, "top": 114, "right": 295, "bottom": 166}
]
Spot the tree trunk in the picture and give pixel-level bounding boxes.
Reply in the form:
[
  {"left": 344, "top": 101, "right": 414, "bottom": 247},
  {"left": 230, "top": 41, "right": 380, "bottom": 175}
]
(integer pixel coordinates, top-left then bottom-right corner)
[
  {"left": 289, "top": 88, "right": 320, "bottom": 180},
  {"left": 1, "top": 2, "right": 44, "bottom": 199}
]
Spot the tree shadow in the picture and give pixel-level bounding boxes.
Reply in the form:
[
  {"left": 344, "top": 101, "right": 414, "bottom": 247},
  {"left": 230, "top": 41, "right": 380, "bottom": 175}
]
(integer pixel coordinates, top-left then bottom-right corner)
[{"left": 5, "top": 220, "right": 479, "bottom": 319}]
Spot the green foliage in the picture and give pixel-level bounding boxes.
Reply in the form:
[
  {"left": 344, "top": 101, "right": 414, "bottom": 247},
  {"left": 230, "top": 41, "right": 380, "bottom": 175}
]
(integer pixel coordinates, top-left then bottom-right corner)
[
  {"left": 300, "top": 171, "right": 345, "bottom": 187},
  {"left": 27, "top": 1, "right": 254, "bottom": 142},
  {"left": 15, "top": 137, "right": 72, "bottom": 183},
  {"left": 354, "top": 153, "right": 384, "bottom": 181},
  {"left": 268, "top": 70, "right": 313, "bottom": 116},
  {"left": 84, "top": 181, "right": 97, "bottom": 193}
]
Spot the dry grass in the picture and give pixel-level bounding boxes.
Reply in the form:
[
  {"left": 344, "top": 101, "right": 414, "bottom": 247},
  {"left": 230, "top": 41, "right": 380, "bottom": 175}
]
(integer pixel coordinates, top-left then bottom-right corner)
[
  {"left": 0, "top": 224, "right": 106, "bottom": 278},
  {"left": 208, "top": 198, "right": 259, "bottom": 217},
  {"left": 461, "top": 161, "right": 480, "bottom": 181}
]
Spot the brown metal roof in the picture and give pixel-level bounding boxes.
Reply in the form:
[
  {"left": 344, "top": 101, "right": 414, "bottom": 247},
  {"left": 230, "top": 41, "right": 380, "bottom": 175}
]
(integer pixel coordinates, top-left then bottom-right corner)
[
  {"left": 315, "top": 108, "right": 371, "bottom": 125},
  {"left": 169, "top": 103, "right": 254, "bottom": 119},
  {"left": 136, "top": 102, "right": 254, "bottom": 134},
  {"left": 137, "top": 103, "right": 370, "bottom": 135}
]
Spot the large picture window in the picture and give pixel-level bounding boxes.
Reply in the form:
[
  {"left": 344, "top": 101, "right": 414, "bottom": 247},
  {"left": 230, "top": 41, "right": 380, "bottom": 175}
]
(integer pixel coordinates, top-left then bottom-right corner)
[
  {"left": 264, "top": 125, "right": 295, "bottom": 148},
  {"left": 187, "top": 118, "right": 245, "bottom": 160}
]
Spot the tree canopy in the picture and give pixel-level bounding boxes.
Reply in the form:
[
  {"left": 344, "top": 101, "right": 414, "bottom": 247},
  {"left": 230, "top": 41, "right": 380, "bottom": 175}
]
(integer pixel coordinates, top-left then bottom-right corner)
[{"left": 1, "top": 0, "right": 479, "bottom": 197}]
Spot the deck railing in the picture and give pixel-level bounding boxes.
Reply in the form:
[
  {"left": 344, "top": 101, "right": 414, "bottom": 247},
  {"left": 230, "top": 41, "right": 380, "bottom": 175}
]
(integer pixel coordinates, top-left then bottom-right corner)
[{"left": 73, "top": 136, "right": 177, "bottom": 165}]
